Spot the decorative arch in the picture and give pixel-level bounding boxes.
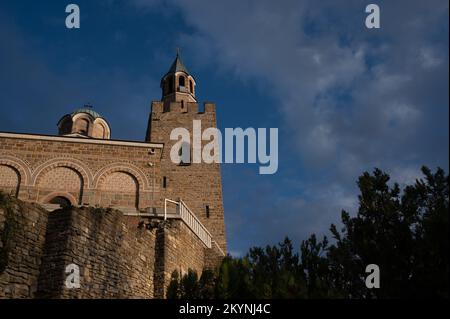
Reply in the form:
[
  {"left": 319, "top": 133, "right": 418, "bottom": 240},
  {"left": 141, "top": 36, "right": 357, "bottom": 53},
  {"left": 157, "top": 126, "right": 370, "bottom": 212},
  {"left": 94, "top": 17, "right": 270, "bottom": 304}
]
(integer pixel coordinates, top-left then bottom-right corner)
[
  {"left": 93, "top": 162, "right": 150, "bottom": 190},
  {"left": 178, "top": 74, "right": 186, "bottom": 87},
  {"left": 40, "top": 191, "right": 78, "bottom": 206},
  {"left": 31, "top": 157, "right": 93, "bottom": 188},
  {"left": 0, "top": 155, "right": 32, "bottom": 186},
  {"left": 0, "top": 165, "right": 20, "bottom": 197},
  {"left": 93, "top": 118, "right": 111, "bottom": 139},
  {"left": 72, "top": 112, "right": 95, "bottom": 123}
]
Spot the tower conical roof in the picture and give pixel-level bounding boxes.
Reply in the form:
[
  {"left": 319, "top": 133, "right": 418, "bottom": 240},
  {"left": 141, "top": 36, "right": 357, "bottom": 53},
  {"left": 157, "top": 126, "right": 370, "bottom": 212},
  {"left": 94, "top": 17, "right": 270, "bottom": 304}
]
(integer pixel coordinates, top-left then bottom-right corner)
[{"left": 166, "top": 52, "right": 189, "bottom": 75}]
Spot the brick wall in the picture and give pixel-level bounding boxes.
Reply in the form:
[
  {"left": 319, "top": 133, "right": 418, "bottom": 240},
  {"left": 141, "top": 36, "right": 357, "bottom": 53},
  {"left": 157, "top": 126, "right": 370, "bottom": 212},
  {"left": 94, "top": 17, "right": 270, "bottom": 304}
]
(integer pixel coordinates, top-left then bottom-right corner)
[
  {"left": 99, "top": 171, "right": 139, "bottom": 208},
  {"left": 0, "top": 135, "right": 161, "bottom": 210}
]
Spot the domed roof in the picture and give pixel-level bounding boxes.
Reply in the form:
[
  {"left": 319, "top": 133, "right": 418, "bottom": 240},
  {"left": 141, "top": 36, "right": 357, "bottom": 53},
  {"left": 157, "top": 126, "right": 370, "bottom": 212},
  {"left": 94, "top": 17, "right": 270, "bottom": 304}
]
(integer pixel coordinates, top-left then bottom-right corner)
[
  {"left": 58, "top": 105, "right": 111, "bottom": 139},
  {"left": 71, "top": 106, "right": 103, "bottom": 119}
]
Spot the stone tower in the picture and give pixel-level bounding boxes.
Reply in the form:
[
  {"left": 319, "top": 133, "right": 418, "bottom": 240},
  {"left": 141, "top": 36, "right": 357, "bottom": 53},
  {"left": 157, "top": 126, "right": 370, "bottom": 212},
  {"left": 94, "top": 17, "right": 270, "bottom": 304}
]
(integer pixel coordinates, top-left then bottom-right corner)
[{"left": 146, "top": 53, "right": 227, "bottom": 253}]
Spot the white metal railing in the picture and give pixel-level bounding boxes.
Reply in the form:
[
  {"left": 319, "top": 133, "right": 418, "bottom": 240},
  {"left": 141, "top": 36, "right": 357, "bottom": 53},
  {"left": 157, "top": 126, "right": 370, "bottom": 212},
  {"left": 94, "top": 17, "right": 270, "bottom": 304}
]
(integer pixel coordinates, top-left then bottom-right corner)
[
  {"left": 164, "top": 198, "right": 212, "bottom": 249},
  {"left": 213, "top": 240, "right": 226, "bottom": 257},
  {"left": 164, "top": 198, "right": 179, "bottom": 220}
]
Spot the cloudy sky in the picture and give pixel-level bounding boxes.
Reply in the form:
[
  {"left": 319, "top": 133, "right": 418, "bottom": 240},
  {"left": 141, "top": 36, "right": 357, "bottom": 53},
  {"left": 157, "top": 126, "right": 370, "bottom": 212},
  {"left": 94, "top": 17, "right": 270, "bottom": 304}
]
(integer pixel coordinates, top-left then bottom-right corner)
[{"left": 0, "top": 0, "right": 448, "bottom": 256}]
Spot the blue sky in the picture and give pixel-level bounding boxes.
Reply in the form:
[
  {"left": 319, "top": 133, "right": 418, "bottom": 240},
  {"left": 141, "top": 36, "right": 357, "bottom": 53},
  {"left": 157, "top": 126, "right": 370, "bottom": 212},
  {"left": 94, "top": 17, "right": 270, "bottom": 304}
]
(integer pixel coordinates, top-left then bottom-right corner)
[{"left": 0, "top": 0, "right": 448, "bottom": 256}]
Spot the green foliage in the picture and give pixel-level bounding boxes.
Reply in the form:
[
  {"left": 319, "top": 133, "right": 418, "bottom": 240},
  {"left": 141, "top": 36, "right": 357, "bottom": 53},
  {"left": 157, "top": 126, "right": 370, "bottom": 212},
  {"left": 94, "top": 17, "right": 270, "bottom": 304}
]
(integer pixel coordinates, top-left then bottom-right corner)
[
  {"left": 167, "top": 269, "right": 216, "bottom": 299},
  {"left": 327, "top": 166, "right": 449, "bottom": 298},
  {"left": 167, "top": 167, "right": 449, "bottom": 299},
  {"left": 166, "top": 270, "right": 181, "bottom": 299}
]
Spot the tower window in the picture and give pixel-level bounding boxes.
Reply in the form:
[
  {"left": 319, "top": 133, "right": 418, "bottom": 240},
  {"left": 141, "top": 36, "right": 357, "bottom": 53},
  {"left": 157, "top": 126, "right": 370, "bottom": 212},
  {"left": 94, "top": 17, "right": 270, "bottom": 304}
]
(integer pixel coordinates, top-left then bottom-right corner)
[
  {"left": 206, "top": 205, "right": 210, "bottom": 218},
  {"left": 179, "top": 75, "right": 185, "bottom": 88},
  {"left": 163, "top": 176, "right": 167, "bottom": 188},
  {"left": 190, "top": 80, "right": 193, "bottom": 93}
]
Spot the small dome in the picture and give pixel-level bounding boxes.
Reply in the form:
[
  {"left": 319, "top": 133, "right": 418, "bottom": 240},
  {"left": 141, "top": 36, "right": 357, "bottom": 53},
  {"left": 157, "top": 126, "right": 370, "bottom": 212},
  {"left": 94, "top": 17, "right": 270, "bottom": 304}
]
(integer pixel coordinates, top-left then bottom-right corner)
[
  {"left": 57, "top": 105, "right": 111, "bottom": 139},
  {"left": 71, "top": 107, "right": 103, "bottom": 120}
]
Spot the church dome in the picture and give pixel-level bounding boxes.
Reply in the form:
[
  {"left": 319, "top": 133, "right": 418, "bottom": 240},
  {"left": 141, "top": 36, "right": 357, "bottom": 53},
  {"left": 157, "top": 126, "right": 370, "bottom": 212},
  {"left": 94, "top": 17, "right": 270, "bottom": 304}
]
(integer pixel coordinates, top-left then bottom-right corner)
[
  {"left": 57, "top": 105, "right": 111, "bottom": 139},
  {"left": 71, "top": 107, "right": 103, "bottom": 120}
]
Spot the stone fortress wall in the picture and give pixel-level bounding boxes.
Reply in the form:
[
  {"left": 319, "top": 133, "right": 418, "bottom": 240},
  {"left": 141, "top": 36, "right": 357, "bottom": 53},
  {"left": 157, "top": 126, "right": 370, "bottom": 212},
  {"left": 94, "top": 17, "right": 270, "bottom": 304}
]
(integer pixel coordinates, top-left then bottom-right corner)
[{"left": 0, "top": 195, "right": 222, "bottom": 298}]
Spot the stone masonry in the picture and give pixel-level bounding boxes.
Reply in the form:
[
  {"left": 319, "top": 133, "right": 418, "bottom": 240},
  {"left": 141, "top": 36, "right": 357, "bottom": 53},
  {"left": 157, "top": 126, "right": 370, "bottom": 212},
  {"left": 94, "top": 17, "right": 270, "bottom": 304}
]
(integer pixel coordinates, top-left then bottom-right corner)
[{"left": 0, "top": 194, "right": 222, "bottom": 298}]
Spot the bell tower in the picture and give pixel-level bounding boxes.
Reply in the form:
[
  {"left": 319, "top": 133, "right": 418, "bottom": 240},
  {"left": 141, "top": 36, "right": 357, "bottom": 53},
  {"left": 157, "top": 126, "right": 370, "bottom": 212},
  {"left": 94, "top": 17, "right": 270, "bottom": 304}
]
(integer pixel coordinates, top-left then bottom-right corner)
[
  {"left": 145, "top": 52, "right": 227, "bottom": 255},
  {"left": 160, "top": 50, "right": 197, "bottom": 105}
]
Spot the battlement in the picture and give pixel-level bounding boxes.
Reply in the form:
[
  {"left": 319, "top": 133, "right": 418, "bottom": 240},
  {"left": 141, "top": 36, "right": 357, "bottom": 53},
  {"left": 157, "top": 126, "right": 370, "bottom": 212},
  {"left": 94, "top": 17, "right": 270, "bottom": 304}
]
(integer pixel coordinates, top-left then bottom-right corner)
[{"left": 151, "top": 101, "right": 216, "bottom": 115}]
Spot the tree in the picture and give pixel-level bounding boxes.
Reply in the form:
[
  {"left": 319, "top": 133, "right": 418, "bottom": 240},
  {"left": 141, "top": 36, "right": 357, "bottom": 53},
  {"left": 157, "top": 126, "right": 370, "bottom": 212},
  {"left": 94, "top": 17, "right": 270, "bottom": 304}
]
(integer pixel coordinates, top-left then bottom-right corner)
[
  {"left": 167, "top": 167, "right": 449, "bottom": 299},
  {"left": 328, "top": 166, "right": 449, "bottom": 298}
]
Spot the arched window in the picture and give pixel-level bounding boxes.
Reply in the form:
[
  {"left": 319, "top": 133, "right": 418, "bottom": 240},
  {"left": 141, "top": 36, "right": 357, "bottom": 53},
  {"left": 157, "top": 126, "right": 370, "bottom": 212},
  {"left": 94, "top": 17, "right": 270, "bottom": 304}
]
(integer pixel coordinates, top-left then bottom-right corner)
[
  {"left": 190, "top": 80, "right": 194, "bottom": 93},
  {"left": 179, "top": 75, "right": 185, "bottom": 88},
  {"left": 59, "top": 117, "right": 72, "bottom": 135}
]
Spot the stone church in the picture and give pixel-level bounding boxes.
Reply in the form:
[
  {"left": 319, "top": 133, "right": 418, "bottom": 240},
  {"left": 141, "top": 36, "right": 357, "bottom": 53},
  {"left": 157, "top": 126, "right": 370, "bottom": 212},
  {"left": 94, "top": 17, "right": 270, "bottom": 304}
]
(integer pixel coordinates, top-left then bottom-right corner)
[{"left": 0, "top": 54, "right": 226, "bottom": 298}]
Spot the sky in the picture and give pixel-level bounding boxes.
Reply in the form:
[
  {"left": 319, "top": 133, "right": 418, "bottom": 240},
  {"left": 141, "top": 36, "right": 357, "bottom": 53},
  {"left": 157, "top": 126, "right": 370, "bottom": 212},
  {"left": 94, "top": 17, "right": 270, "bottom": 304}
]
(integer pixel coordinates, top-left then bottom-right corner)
[{"left": 0, "top": 0, "right": 448, "bottom": 256}]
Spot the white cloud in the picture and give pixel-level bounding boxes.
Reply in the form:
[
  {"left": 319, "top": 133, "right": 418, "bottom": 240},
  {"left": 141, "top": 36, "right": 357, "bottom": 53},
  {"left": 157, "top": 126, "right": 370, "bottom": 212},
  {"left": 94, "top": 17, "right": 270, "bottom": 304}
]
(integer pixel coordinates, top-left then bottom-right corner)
[{"left": 419, "top": 47, "right": 443, "bottom": 69}]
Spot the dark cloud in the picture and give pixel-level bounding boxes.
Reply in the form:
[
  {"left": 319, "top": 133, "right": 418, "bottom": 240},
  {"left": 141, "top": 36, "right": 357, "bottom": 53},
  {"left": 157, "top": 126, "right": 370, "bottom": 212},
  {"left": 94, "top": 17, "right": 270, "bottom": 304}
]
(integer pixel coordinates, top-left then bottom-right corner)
[{"left": 131, "top": 0, "right": 448, "bottom": 252}]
